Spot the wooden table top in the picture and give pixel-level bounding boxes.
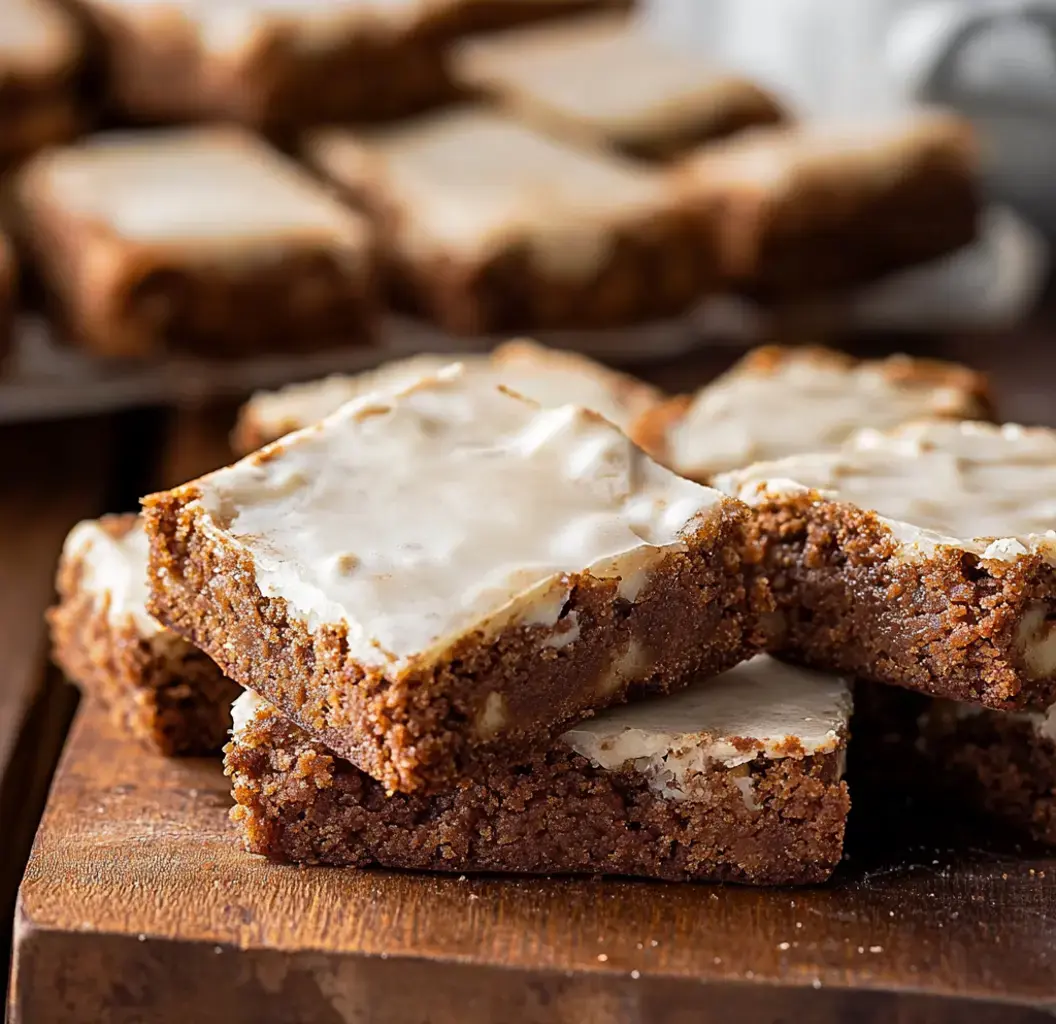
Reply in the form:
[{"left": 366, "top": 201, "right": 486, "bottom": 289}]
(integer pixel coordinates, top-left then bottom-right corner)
[
  {"left": 3, "top": 329, "right": 1056, "bottom": 1023},
  {"left": 11, "top": 700, "right": 1056, "bottom": 1024}
]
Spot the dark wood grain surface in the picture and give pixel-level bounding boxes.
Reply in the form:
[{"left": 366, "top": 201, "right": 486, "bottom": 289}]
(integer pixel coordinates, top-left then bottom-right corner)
[
  {"left": 12, "top": 702, "right": 1056, "bottom": 1024},
  {"left": 6, "top": 327, "right": 1056, "bottom": 1023}
]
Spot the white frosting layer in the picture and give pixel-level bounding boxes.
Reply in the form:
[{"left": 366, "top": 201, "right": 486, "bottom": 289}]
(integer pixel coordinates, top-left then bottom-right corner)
[
  {"left": 190, "top": 365, "right": 726, "bottom": 672},
  {"left": 0, "top": 0, "right": 79, "bottom": 69},
  {"left": 240, "top": 340, "right": 660, "bottom": 445},
  {"left": 233, "top": 655, "right": 852, "bottom": 801},
  {"left": 717, "top": 420, "right": 1056, "bottom": 565},
  {"left": 564, "top": 655, "right": 851, "bottom": 799},
  {"left": 455, "top": 13, "right": 774, "bottom": 143},
  {"left": 61, "top": 517, "right": 162, "bottom": 638},
  {"left": 678, "top": 111, "right": 975, "bottom": 194},
  {"left": 32, "top": 128, "right": 369, "bottom": 251},
  {"left": 668, "top": 349, "right": 984, "bottom": 480},
  {"left": 309, "top": 108, "right": 668, "bottom": 277}
]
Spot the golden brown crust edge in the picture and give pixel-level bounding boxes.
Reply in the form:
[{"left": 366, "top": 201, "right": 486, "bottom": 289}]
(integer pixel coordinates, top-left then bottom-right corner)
[
  {"left": 48, "top": 512, "right": 239, "bottom": 755},
  {"left": 745, "top": 488, "right": 1056, "bottom": 711},
  {"left": 144, "top": 485, "right": 768, "bottom": 794}
]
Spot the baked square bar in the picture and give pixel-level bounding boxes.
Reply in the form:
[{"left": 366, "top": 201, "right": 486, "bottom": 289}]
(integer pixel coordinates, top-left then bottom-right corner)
[
  {"left": 70, "top": 0, "right": 456, "bottom": 132},
  {"left": 232, "top": 338, "right": 664, "bottom": 452},
  {"left": 0, "top": 230, "right": 14, "bottom": 370},
  {"left": 717, "top": 420, "right": 1056, "bottom": 711},
  {"left": 146, "top": 366, "right": 766, "bottom": 794},
  {"left": 632, "top": 345, "right": 992, "bottom": 483},
  {"left": 852, "top": 684, "right": 1056, "bottom": 846},
  {"left": 306, "top": 107, "right": 720, "bottom": 335},
  {"left": 0, "top": 0, "right": 83, "bottom": 165},
  {"left": 674, "top": 113, "right": 979, "bottom": 298},
  {"left": 15, "top": 127, "right": 377, "bottom": 359},
  {"left": 453, "top": 13, "right": 785, "bottom": 161},
  {"left": 48, "top": 514, "right": 241, "bottom": 756},
  {"left": 227, "top": 654, "right": 851, "bottom": 883}
]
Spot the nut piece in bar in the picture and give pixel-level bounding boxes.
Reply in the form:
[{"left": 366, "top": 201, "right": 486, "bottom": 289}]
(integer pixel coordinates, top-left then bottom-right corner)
[
  {"left": 454, "top": 13, "right": 785, "bottom": 161},
  {"left": 307, "top": 107, "right": 721, "bottom": 335},
  {"left": 674, "top": 113, "right": 979, "bottom": 298},
  {"left": 146, "top": 366, "right": 766, "bottom": 794},
  {"left": 0, "top": 231, "right": 15, "bottom": 370},
  {"left": 70, "top": 0, "right": 457, "bottom": 131},
  {"left": 632, "top": 345, "right": 992, "bottom": 483},
  {"left": 232, "top": 338, "right": 664, "bottom": 452},
  {"left": 15, "top": 127, "right": 378, "bottom": 360},
  {"left": 48, "top": 515, "right": 241, "bottom": 756},
  {"left": 227, "top": 654, "right": 851, "bottom": 883},
  {"left": 0, "top": 0, "right": 83, "bottom": 164},
  {"left": 717, "top": 420, "right": 1056, "bottom": 711}
]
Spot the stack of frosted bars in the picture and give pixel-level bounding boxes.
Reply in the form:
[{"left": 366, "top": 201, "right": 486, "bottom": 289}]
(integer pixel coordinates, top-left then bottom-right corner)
[
  {"left": 51, "top": 337, "right": 1056, "bottom": 883},
  {"left": 51, "top": 342, "right": 870, "bottom": 885}
]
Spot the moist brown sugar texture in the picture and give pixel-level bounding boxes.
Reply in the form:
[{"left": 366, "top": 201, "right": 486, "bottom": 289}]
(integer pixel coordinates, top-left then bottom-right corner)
[
  {"left": 144, "top": 368, "right": 769, "bottom": 793},
  {"left": 741, "top": 492, "right": 1056, "bottom": 708},
  {"left": 718, "top": 421, "right": 1056, "bottom": 710},
  {"left": 226, "top": 654, "right": 852, "bottom": 884},
  {"left": 48, "top": 514, "right": 239, "bottom": 756},
  {"left": 853, "top": 685, "right": 1056, "bottom": 846},
  {"left": 149, "top": 496, "right": 764, "bottom": 792}
]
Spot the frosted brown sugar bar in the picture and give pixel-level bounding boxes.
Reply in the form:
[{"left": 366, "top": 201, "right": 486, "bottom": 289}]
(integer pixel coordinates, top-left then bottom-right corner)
[
  {"left": 15, "top": 127, "right": 378, "bottom": 360},
  {"left": 632, "top": 345, "right": 992, "bottom": 483},
  {"left": 146, "top": 367, "right": 766, "bottom": 794},
  {"left": 674, "top": 113, "right": 979, "bottom": 298},
  {"left": 232, "top": 338, "right": 664, "bottom": 452},
  {"left": 306, "top": 107, "right": 720, "bottom": 335},
  {"left": 48, "top": 515, "right": 240, "bottom": 756},
  {"left": 0, "top": 0, "right": 83, "bottom": 164},
  {"left": 717, "top": 421, "right": 1056, "bottom": 711},
  {"left": 854, "top": 685, "right": 1056, "bottom": 847},
  {"left": 71, "top": 0, "right": 456, "bottom": 131},
  {"left": 227, "top": 655, "right": 851, "bottom": 883},
  {"left": 907, "top": 698, "right": 1056, "bottom": 845},
  {"left": 453, "top": 13, "right": 785, "bottom": 161}
]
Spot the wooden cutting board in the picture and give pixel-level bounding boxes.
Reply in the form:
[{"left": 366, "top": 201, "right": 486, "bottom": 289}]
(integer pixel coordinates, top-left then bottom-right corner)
[{"left": 10, "top": 700, "right": 1056, "bottom": 1024}]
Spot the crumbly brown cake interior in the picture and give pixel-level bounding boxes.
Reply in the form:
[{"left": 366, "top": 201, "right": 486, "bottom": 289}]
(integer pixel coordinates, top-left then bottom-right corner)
[
  {"left": 740, "top": 491, "right": 1056, "bottom": 710},
  {"left": 227, "top": 703, "right": 849, "bottom": 885},
  {"left": 147, "top": 494, "right": 768, "bottom": 791},
  {"left": 852, "top": 684, "right": 1056, "bottom": 846},
  {"left": 48, "top": 514, "right": 239, "bottom": 756}
]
